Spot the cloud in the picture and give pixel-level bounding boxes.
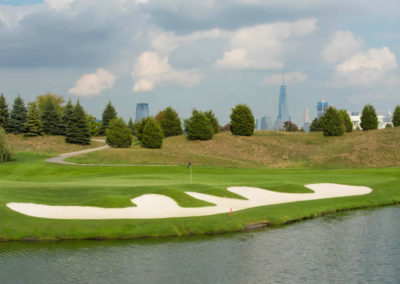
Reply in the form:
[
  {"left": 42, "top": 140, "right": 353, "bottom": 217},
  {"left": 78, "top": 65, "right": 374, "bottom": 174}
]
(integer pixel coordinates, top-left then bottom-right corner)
[
  {"left": 132, "top": 51, "right": 202, "bottom": 92},
  {"left": 261, "top": 72, "right": 308, "bottom": 85},
  {"left": 322, "top": 31, "right": 363, "bottom": 63},
  {"left": 69, "top": 68, "right": 116, "bottom": 97},
  {"left": 215, "top": 18, "right": 317, "bottom": 70},
  {"left": 44, "top": 0, "right": 75, "bottom": 11},
  {"left": 334, "top": 47, "right": 398, "bottom": 86}
]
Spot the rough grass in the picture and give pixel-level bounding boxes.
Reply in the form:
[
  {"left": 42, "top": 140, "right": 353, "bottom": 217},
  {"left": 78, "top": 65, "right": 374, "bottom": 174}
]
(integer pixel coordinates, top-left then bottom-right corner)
[
  {"left": 6, "top": 134, "right": 103, "bottom": 155},
  {"left": 68, "top": 128, "right": 400, "bottom": 169}
]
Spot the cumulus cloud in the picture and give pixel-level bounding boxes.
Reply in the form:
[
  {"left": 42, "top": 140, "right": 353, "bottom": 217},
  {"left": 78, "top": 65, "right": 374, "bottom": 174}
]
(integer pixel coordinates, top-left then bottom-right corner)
[
  {"left": 261, "top": 72, "right": 308, "bottom": 85},
  {"left": 334, "top": 47, "right": 398, "bottom": 86},
  {"left": 215, "top": 18, "right": 317, "bottom": 70},
  {"left": 44, "top": 0, "right": 76, "bottom": 11},
  {"left": 69, "top": 69, "right": 116, "bottom": 97},
  {"left": 132, "top": 51, "right": 203, "bottom": 92},
  {"left": 322, "top": 31, "right": 363, "bottom": 63}
]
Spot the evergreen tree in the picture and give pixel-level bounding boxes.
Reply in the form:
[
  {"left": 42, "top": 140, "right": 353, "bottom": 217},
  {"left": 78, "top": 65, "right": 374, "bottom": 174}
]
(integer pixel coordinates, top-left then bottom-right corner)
[
  {"left": 230, "top": 104, "right": 255, "bottom": 136},
  {"left": 392, "top": 105, "right": 400, "bottom": 127},
  {"left": 65, "top": 101, "right": 91, "bottom": 145},
  {"left": 141, "top": 118, "right": 164, "bottom": 149},
  {"left": 320, "top": 106, "right": 345, "bottom": 136},
  {"left": 128, "top": 118, "right": 136, "bottom": 136},
  {"left": 184, "top": 109, "right": 214, "bottom": 140},
  {"left": 41, "top": 98, "right": 61, "bottom": 135},
  {"left": 205, "top": 110, "right": 220, "bottom": 134},
  {"left": 8, "top": 95, "right": 27, "bottom": 134},
  {"left": 106, "top": 117, "right": 132, "bottom": 148},
  {"left": 339, "top": 109, "right": 353, "bottom": 132},
  {"left": 135, "top": 117, "right": 151, "bottom": 142},
  {"left": 157, "top": 107, "right": 183, "bottom": 137},
  {"left": 25, "top": 102, "right": 42, "bottom": 137},
  {"left": 309, "top": 118, "right": 322, "bottom": 132},
  {"left": 0, "top": 127, "right": 13, "bottom": 162},
  {"left": 60, "top": 99, "right": 74, "bottom": 135},
  {"left": 100, "top": 102, "right": 117, "bottom": 135},
  {"left": 360, "top": 104, "right": 378, "bottom": 131},
  {"left": 0, "top": 94, "right": 9, "bottom": 131}
]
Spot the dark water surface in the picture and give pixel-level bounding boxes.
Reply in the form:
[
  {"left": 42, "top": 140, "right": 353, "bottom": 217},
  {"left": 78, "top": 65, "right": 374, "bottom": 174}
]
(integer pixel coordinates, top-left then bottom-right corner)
[{"left": 1, "top": 206, "right": 400, "bottom": 284}]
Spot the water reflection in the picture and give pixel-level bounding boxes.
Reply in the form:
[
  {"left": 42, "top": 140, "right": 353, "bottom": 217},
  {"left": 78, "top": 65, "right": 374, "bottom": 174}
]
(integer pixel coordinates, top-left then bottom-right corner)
[{"left": 0, "top": 206, "right": 399, "bottom": 283}]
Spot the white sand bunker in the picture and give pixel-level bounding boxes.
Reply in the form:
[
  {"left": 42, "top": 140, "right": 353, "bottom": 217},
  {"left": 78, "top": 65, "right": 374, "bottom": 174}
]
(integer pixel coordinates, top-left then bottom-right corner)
[{"left": 6, "top": 183, "right": 372, "bottom": 220}]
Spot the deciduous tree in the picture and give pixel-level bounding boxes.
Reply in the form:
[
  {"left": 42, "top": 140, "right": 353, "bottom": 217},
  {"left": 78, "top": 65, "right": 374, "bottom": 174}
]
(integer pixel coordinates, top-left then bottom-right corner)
[
  {"left": 184, "top": 109, "right": 214, "bottom": 140},
  {"left": 141, "top": 118, "right": 163, "bottom": 149},
  {"left": 392, "top": 105, "right": 400, "bottom": 127},
  {"left": 339, "top": 110, "right": 353, "bottom": 132}
]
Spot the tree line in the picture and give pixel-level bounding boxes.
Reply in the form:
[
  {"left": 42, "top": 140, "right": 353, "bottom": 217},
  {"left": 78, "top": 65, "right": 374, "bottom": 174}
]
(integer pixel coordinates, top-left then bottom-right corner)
[{"left": 309, "top": 104, "right": 400, "bottom": 136}]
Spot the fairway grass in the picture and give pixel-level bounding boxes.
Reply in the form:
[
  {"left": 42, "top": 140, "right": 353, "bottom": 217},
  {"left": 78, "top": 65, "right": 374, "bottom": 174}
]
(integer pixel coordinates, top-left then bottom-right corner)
[{"left": 1, "top": 151, "right": 400, "bottom": 241}]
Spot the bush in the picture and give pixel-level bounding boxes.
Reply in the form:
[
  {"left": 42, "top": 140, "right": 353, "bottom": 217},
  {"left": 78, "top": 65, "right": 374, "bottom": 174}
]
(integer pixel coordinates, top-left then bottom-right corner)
[
  {"left": 360, "top": 104, "right": 378, "bottom": 131},
  {"left": 309, "top": 118, "right": 322, "bottom": 132},
  {"left": 205, "top": 110, "right": 220, "bottom": 134},
  {"left": 184, "top": 109, "right": 214, "bottom": 140},
  {"left": 320, "top": 106, "right": 345, "bottom": 136},
  {"left": 106, "top": 117, "right": 133, "bottom": 148},
  {"left": 230, "top": 104, "right": 255, "bottom": 136},
  {"left": 339, "top": 110, "right": 353, "bottom": 132},
  {"left": 135, "top": 117, "right": 151, "bottom": 142},
  {"left": 283, "top": 121, "right": 299, "bottom": 132},
  {"left": 156, "top": 107, "right": 183, "bottom": 137},
  {"left": 141, "top": 118, "right": 164, "bottom": 149},
  {"left": 0, "top": 127, "right": 13, "bottom": 162},
  {"left": 393, "top": 105, "right": 400, "bottom": 127}
]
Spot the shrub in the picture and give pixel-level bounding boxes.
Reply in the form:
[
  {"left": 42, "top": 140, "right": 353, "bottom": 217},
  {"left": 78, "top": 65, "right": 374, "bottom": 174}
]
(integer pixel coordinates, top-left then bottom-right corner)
[
  {"left": 360, "top": 104, "right": 378, "bottom": 131},
  {"left": 0, "top": 127, "right": 13, "bottom": 162},
  {"left": 88, "top": 115, "right": 101, "bottom": 136},
  {"left": 141, "top": 118, "right": 164, "bottom": 149},
  {"left": 156, "top": 107, "right": 183, "bottom": 137},
  {"left": 320, "top": 106, "right": 345, "bottom": 136},
  {"left": 393, "top": 105, "right": 400, "bottom": 127},
  {"left": 230, "top": 104, "right": 255, "bottom": 136},
  {"left": 135, "top": 117, "right": 151, "bottom": 142},
  {"left": 25, "top": 102, "right": 43, "bottom": 137},
  {"left": 205, "top": 110, "right": 220, "bottom": 134},
  {"left": 283, "top": 121, "right": 299, "bottom": 132},
  {"left": 339, "top": 110, "right": 353, "bottom": 132},
  {"left": 386, "top": 123, "right": 393, "bottom": 128},
  {"left": 106, "top": 117, "right": 133, "bottom": 148},
  {"left": 184, "top": 109, "right": 214, "bottom": 140},
  {"left": 65, "top": 101, "right": 91, "bottom": 145},
  {"left": 309, "top": 118, "right": 322, "bottom": 132}
]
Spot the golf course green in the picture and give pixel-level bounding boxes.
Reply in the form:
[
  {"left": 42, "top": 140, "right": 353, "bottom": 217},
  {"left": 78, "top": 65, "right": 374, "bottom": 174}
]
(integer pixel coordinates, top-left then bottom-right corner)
[{"left": 1, "top": 139, "right": 400, "bottom": 240}]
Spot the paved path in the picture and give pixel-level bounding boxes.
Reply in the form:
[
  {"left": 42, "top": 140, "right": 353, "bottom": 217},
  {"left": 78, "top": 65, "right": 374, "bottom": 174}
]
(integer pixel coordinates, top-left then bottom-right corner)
[{"left": 46, "top": 139, "right": 110, "bottom": 165}]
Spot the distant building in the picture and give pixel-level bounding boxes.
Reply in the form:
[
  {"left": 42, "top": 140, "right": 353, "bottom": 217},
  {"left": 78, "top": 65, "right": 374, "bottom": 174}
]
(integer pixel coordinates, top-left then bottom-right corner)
[
  {"left": 350, "top": 110, "right": 393, "bottom": 130},
  {"left": 317, "top": 99, "right": 329, "bottom": 119},
  {"left": 260, "top": 116, "right": 272, "bottom": 130},
  {"left": 255, "top": 119, "right": 259, "bottom": 130},
  {"left": 303, "top": 108, "right": 310, "bottom": 132},
  {"left": 135, "top": 103, "right": 150, "bottom": 122},
  {"left": 274, "top": 77, "right": 290, "bottom": 130}
]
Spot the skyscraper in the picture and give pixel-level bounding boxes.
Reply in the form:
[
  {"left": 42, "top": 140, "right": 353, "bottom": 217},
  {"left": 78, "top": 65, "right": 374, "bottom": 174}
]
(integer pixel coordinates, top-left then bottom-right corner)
[
  {"left": 135, "top": 103, "right": 150, "bottom": 122},
  {"left": 260, "top": 116, "right": 272, "bottom": 130},
  {"left": 303, "top": 108, "right": 311, "bottom": 132},
  {"left": 317, "top": 99, "right": 329, "bottom": 119},
  {"left": 274, "top": 76, "right": 290, "bottom": 130}
]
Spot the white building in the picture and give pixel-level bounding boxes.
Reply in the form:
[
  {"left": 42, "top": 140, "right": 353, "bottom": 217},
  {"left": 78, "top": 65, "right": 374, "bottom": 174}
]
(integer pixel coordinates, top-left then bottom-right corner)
[{"left": 350, "top": 110, "right": 393, "bottom": 130}]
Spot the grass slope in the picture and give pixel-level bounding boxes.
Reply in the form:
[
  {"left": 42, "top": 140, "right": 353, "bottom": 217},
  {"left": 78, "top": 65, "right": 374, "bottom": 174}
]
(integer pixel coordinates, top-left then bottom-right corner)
[{"left": 68, "top": 128, "right": 400, "bottom": 169}]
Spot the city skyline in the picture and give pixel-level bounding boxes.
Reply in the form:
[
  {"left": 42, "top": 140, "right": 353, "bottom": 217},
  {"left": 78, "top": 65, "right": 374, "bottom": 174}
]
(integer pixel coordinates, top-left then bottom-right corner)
[{"left": 0, "top": 0, "right": 400, "bottom": 126}]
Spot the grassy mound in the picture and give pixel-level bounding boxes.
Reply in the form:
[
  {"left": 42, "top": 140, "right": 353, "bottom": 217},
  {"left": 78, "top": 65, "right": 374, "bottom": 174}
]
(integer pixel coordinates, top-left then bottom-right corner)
[{"left": 68, "top": 128, "right": 400, "bottom": 169}]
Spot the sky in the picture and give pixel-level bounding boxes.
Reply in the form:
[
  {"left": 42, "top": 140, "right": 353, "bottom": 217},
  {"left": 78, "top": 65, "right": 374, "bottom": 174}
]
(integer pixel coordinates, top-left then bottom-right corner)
[{"left": 0, "top": 0, "right": 400, "bottom": 125}]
